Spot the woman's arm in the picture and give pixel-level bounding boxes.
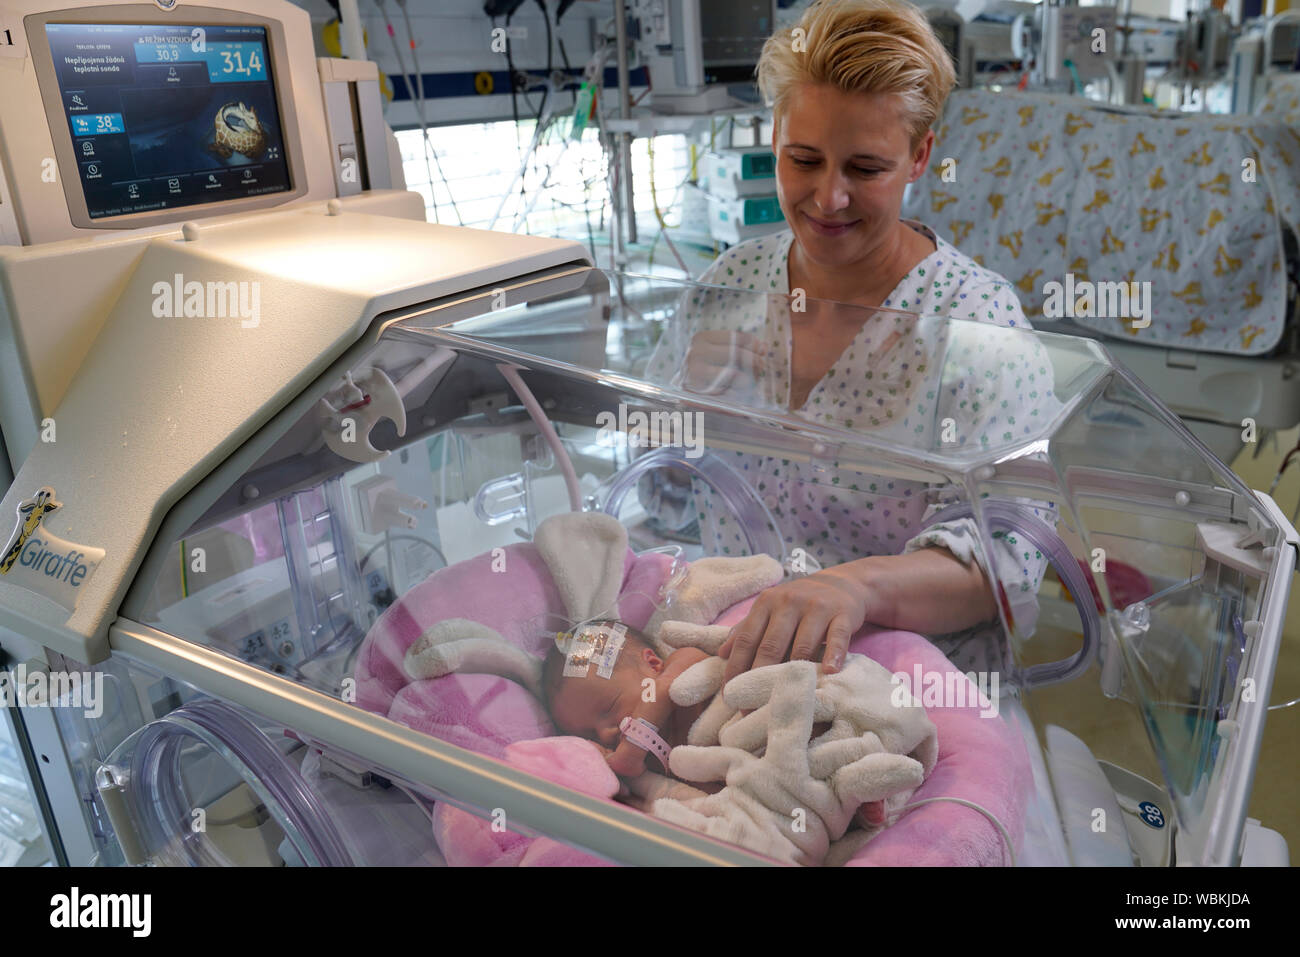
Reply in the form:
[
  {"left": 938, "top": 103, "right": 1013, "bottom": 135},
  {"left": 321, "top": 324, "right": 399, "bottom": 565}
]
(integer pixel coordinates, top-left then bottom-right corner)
[
  {"left": 846, "top": 547, "right": 999, "bottom": 635},
  {"left": 719, "top": 546, "right": 999, "bottom": 683}
]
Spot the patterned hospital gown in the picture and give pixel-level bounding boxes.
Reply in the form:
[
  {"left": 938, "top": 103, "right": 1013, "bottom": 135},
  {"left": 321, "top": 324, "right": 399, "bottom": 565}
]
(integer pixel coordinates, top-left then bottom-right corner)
[{"left": 641, "top": 220, "right": 1062, "bottom": 672}]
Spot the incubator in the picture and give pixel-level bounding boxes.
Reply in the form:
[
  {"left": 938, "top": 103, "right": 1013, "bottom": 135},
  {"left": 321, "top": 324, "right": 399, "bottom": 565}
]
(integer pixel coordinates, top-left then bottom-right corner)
[
  {"left": 0, "top": 260, "right": 1292, "bottom": 866},
  {"left": 0, "top": 0, "right": 1291, "bottom": 868}
]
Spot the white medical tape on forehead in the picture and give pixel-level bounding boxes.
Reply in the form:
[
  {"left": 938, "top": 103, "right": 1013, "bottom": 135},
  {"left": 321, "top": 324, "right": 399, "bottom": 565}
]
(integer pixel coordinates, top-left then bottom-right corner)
[
  {"left": 560, "top": 621, "right": 628, "bottom": 680},
  {"left": 594, "top": 623, "right": 627, "bottom": 679},
  {"left": 619, "top": 716, "right": 671, "bottom": 771}
]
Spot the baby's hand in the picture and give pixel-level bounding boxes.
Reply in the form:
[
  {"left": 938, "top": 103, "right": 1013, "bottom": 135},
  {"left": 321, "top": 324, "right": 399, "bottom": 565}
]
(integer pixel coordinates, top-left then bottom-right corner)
[
  {"left": 605, "top": 737, "right": 649, "bottom": 777},
  {"left": 857, "top": 801, "right": 887, "bottom": 828}
]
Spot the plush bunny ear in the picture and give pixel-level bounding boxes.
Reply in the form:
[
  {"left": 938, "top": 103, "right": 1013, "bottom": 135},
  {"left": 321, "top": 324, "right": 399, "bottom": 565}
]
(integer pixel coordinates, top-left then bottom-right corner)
[
  {"left": 658, "top": 622, "right": 731, "bottom": 655},
  {"left": 533, "top": 512, "right": 628, "bottom": 625},
  {"left": 404, "top": 618, "right": 543, "bottom": 697},
  {"left": 644, "top": 554, "right": 784, "bottom": 644}
]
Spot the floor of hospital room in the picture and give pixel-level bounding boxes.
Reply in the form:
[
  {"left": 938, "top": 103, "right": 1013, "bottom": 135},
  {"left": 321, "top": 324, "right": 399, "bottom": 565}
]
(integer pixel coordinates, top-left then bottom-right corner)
[{"left": 1024, "top": 428, "right": 1300, "bottom": 862}]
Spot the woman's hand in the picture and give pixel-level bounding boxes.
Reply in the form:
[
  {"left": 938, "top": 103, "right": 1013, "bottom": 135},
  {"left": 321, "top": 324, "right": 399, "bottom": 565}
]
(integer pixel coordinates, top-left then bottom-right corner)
[
  {"left": 718, "top": 563, "right": 886, "bottom": 684},
  {"left": 682, "top": 330, "right": 768, "bottom": 401}
]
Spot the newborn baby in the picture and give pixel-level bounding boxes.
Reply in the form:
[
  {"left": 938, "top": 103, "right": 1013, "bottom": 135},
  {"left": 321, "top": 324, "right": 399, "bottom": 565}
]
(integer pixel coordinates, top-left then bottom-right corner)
[
  {"left": 542, "top": 619, "right": 895, "bottom": 835},
  {"left": 542, "top": 620, "right": 712, "bottom": 778}
]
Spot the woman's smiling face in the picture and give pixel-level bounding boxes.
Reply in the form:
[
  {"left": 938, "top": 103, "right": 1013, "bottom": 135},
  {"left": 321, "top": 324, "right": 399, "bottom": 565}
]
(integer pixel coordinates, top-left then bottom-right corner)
[{"left": 775, "top": 83, "right": 932, "bottom": 270}]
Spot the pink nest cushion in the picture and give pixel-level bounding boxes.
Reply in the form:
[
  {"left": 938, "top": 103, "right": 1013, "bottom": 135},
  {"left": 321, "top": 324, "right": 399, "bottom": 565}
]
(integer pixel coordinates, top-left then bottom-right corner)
[{"left": 354, "top": 541, "right": 1031, "bottom": 866}]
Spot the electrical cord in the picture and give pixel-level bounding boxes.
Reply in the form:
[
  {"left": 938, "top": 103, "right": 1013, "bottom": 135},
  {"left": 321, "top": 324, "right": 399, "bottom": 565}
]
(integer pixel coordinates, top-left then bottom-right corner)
[
  {"left": 395, "top": 0, "right": 462, "bottom": 224},
  {"left": 647, "top": 133, "right": 689, "bottom": 275},
  {"left": 358, "top": 533, "right": 447, "bottom": 577},
  {"left": 377, "top": 0, "right": 464, "bottom": 225},
  {"left": 890, "top": 796, "right": 1017, "bottom": 867},
  {"left": 501, "top": 11, "right": 524, "bottom": 169},
  {"left": 534, "top": 0, "right": 553, "bottom": 126}
]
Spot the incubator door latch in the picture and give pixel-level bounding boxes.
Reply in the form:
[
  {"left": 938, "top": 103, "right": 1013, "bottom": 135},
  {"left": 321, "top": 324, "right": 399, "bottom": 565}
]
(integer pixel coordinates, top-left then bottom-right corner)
[
  {"left": 317, "top": 369, "right": 407, "bottom": 464},
  {"left": 1196, "top": 509, "right": 1273, "bottom": 579}
]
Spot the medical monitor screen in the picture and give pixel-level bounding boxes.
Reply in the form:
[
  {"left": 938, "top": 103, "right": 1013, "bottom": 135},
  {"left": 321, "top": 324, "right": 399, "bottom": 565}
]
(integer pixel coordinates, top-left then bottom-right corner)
[{"left": 44, "top": 23, "right": 292, "bottom": 219}]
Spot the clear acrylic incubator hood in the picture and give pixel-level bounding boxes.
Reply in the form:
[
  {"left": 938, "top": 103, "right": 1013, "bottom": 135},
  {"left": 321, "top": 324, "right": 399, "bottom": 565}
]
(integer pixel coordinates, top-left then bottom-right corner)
[{"left": 0, "top": 256, "right": 1291, "bottom": 868}]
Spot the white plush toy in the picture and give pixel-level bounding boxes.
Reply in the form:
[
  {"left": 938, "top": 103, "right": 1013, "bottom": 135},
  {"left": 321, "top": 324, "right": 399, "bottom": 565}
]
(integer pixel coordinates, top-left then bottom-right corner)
[{"left": 651, "top": 620, "right": 938, "bottom": 867}]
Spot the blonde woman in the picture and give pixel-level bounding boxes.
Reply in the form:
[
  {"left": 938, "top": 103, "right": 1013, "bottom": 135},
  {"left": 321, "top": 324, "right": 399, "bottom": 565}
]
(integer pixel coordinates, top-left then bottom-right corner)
[{"left": 644, "top": 0, "right": 1060, "bottom": 682}]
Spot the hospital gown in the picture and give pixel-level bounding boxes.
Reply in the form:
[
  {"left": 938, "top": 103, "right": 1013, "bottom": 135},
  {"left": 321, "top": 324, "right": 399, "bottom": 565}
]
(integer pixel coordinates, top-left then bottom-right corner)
[{"left": 640, "top": 220, "right": 1063, "bottom": 672}]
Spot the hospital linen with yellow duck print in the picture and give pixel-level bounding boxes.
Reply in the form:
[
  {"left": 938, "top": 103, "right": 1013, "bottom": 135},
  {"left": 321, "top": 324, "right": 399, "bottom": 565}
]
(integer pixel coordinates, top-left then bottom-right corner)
[
  {"left": 904, "top": 89, "right": 1297, "bottom": 356},
  {"left": 643, "top": 223, "right": 1063, "bottom": 671}
]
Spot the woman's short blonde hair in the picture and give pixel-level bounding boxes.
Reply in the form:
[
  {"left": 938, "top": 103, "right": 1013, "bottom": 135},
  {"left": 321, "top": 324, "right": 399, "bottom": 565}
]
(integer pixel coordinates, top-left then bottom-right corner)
[{"left": 756, "top": 0, "right": 956, "bottom": 146}]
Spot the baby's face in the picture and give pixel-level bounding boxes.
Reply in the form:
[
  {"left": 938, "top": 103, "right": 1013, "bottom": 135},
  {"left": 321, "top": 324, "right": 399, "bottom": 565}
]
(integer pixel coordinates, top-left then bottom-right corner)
[{"left": 549, "top": 645, "right": 667, "bottom": 749}]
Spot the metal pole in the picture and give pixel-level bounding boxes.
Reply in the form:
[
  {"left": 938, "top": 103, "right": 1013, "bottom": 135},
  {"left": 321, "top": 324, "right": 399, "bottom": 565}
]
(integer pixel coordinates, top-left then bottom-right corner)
[
  {"left": 339, "top": 0, "right": 366, "bottom": 60},
  {"left": 614, "top": 0, "right": 637, "bottom": 247}
]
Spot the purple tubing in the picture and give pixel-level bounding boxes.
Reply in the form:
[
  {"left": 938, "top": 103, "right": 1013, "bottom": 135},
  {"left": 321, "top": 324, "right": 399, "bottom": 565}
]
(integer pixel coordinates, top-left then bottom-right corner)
[
  {"left": 921, "top": 501, "right": 1102, "bottom": 688},
  {"left": 122, "top": 698, "right": 353, "bottom": 866},
  {"left": 600, "top": 446, "right": 788, "bottom": 561}
]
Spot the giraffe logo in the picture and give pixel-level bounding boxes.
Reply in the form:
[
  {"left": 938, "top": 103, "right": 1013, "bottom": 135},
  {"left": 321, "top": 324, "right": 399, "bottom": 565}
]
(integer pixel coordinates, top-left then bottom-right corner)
[
  {"left": 0, "top": 487, "right": 62, "bottom": 575},
  {"left": 0, "top": 487, "right": 104, "bottom": 611}
]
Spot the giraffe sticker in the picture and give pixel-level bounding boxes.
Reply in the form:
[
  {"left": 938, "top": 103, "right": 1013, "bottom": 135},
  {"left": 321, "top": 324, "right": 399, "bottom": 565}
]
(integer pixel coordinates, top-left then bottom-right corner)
[
  {"left": 0, "top": 487, "right": 104, "bottom": 612},
  {"left": 0, "top": 488, "right": 61, "bottom": 575}
]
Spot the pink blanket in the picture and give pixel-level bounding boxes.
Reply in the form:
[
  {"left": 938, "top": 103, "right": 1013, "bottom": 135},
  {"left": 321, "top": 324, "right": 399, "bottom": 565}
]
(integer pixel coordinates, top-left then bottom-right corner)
[{"left": 354, "top": 541, "right": 1031, "bottom": 866}]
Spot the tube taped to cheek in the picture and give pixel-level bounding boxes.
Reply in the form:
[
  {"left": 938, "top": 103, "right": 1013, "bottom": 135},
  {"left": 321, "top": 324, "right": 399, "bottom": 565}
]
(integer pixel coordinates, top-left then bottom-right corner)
[{"left": 559, "top": 621, "right": 627, "bottom": 679}]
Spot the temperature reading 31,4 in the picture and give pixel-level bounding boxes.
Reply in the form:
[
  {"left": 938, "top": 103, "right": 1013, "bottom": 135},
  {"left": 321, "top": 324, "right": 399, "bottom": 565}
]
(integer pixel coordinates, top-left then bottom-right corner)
[{"left": 220, "top": 47, "right": 261, "bottom": 76}]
